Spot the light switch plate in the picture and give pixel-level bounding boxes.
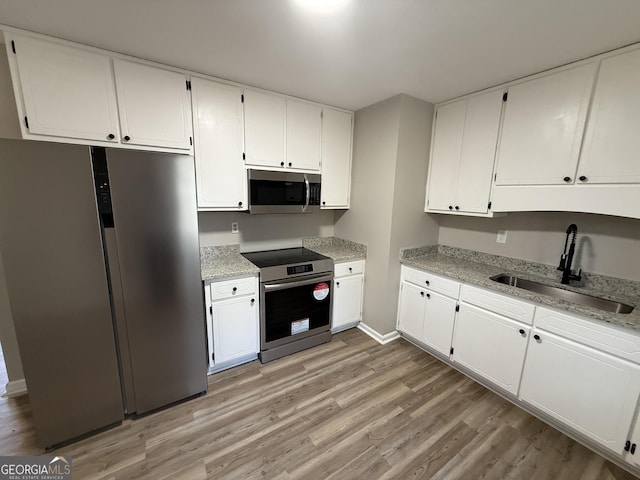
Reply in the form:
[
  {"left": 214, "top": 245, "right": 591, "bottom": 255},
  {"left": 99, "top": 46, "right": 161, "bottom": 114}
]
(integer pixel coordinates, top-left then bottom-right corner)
[{"left": 496, "top": 230, "right": 508, "bottom": 244}]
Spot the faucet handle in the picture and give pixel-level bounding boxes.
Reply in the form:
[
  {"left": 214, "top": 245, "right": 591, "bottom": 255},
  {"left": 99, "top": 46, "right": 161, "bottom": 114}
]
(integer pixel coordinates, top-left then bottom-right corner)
[{"left": 558, "top": 254, "right": 566, "bottom": 271}]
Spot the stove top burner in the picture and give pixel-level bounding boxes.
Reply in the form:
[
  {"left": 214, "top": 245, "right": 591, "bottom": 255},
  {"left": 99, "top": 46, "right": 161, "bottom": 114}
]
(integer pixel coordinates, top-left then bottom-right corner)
[
  {"left": 242, "top": 247, "right": 330, "bottom": 268},
  {"left": 242, "top": 247, "right": 334, "bottom": 282}
]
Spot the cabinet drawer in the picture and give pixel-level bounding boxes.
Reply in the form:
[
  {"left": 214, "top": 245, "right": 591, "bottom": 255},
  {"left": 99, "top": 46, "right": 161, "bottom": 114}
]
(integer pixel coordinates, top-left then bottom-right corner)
[
  {"left": 335, "top": 260, "right": 364, "bottom": 277},
  {"left": 210, "top": 276, "right": 257, "bottom": 301},
  {"left": 402, "top": 267, "right": 460, "bottom": 299},
  {"left": 534, "top": 306, "right": 640, "bottom": 363},
  {"left": 460, "top": 284, "right": 535, "bottom": 325}
]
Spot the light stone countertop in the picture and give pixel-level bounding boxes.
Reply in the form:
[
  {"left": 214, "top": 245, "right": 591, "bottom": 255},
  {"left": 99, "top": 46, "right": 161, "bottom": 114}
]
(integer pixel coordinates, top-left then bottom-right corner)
[
  {"left": 201, "top": 245, "right": 259, "bottom": 283},
  {"left": 303, "top": 237, "right": 367, "bottom": 262},
  {"left": 400, "top": 245, "right": 640, "bottom": 332}
]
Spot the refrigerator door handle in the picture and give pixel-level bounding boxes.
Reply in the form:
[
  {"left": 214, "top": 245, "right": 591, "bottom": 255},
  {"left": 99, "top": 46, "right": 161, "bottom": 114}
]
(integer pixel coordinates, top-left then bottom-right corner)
[{"left": 103, "top": 228, "right": 137, "bottom": 414}]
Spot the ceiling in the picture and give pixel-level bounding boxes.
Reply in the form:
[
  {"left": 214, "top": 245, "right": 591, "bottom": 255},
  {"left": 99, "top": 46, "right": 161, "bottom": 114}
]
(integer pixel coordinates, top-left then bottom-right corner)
[{"left": 1, "top": 0, "right": 640, "bottom": 111}]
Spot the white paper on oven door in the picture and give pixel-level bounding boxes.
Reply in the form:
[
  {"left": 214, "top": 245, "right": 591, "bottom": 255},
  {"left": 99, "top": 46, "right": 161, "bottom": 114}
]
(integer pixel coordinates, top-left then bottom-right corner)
[{"left": 291, "top": 318, "right": 310, "bottom": 335}]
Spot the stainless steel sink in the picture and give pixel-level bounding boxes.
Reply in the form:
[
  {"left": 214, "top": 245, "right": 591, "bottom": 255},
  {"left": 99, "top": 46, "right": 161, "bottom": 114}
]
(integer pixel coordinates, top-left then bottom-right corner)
[{"left": 490, "top": 274, "right": 634, "bottom": 314}]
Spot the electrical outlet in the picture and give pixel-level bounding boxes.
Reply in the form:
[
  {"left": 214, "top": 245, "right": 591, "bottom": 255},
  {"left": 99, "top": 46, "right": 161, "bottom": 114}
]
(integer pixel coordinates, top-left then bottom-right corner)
[
  {"left": 231, "top": 222, "right": 239, "bottom": 234},
  {"left": 496, "top": 230, "right": 508, "bottom": 244}
]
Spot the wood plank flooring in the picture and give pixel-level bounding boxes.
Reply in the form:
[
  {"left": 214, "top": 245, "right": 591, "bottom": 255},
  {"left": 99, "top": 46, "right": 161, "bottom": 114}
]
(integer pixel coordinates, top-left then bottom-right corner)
[{"left": 1, "top": 328, "right": 638, "bottom": 479}]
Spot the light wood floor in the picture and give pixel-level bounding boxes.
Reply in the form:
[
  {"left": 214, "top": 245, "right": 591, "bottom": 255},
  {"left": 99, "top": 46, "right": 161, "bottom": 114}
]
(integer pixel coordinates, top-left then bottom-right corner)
[{"left": 1, "top": 328, "right": 638, "bottom": 479}]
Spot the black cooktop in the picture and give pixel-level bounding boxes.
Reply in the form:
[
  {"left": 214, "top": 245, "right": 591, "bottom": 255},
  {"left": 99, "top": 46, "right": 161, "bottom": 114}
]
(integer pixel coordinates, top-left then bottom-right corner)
[{"left": 242, "top": 247, "right": 330, "bottom": 268}]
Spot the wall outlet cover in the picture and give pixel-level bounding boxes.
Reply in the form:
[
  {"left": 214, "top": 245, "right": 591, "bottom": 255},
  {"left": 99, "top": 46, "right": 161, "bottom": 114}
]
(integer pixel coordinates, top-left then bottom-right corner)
[
  {"left": 496, "top": 230, "right": 508, "bottom": 244},
  {"left": 231, "top": 222, "right": 239, "bottom": 234}
]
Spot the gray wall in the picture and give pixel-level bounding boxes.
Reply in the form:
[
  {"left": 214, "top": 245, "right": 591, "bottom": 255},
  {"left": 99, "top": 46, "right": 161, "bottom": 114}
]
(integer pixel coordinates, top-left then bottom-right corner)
[
  {"left": 0, "top": 249, "right": 24, "bottom": 383},
  {"left": 437, "top": 211, "right": 640, "bottom": 281},
  {"left": 335, "top": 94, "right": 438, "bottom": 336},
  {"left": 198, "top": 210, "right": 335, "bottom": 251}
]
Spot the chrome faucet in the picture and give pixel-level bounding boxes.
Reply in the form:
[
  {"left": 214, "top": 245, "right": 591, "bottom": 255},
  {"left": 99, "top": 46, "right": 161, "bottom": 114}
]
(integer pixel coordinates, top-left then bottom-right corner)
[{"left": 557, "top": 224, "right": 582, "bottom": 284}]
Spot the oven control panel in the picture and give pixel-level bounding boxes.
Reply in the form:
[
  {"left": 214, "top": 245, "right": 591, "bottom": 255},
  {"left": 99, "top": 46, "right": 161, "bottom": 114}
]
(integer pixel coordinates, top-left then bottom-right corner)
[{"left": 287, "top": 264, "right": 313, "bottom": 275}]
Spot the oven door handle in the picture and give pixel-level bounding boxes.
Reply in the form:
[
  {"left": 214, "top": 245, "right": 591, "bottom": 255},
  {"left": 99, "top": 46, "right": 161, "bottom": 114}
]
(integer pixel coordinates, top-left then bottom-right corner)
[
  {"left": 263, "top": 273, "right": 333, "bottom": 292},
  {"left": 302, "top": 174, "right": 310, "bottom": 212}
]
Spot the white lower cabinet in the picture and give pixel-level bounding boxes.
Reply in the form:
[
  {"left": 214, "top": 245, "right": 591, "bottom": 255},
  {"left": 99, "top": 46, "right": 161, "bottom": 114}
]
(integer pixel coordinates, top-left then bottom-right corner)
[
  {"left": 332, "top": 260, "right": 364, "bottom": 332},
  {"left": 396, "top": 266, "right": 459, "bottom": 357},
  {"left": 204, "top": 276, "right": 259, "bottom": 373},
  {"left": 452, "top": 303, "right": 530, "bottom": 395},
  {"left": 626, "top": 411, "right": 640, "bottom": 467},
  {"left": 520, "top": 328, "right": 640, "bottom": 455}
]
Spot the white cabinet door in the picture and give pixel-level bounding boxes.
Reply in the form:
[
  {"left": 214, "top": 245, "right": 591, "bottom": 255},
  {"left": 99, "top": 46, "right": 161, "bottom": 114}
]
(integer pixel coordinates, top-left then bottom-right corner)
[
  {"left": 426, "top": 100, "right": 465, "bottom": 212},
  {"left": 204, "top": 285, "right": 214, "bottom": 368},
  {"left": 113, "top": 59, "right": 192, "bottom": 150},
  {"left": 453, "top": 303, "right": 530, "bottom": 395},
  {"left": 578, "top": 48, "right": 640, "bottom": 184},
  {"left": 495, "top": 63, "right": 596, "bottom": 185},
  {"left": 321, "top": 108, "right": 353, "bottom": 208},
  {"left": 397, "top": 281, "right": 426, "bottom": 341},
  {"left": 422, "top": 290, "right": 457, "bottom": 356},
  {"left": 191, "top": 78, "right": 247, "bottom": 210},
  {"left": 455, "top": 90, "right": 503, "bottom": 213},
  {"left": 426, "top": 90, "right": 502, "bottom": 214},
  {"left": 333, "top": 274, "right": 363, "bottom": 331},
  {"left": 520, "top": 329, "right": 640, "bottom": 455},
  {"left": 243, "top": 90, "right": 286, "bottom": 169},
  {"left": 212, "top": 294, "right": 259, "bottom": 365},
  {"left": 286, "top": 100, "right": 321, "bottom": 172},
  {"left": 11, "top": 34, "right": 119, "bottom": 142}
]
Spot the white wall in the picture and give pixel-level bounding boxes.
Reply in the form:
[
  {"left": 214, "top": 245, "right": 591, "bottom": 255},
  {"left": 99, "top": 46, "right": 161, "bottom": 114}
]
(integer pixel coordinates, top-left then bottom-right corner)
[
  {"left": 335, "top": 94, "right": 438, "bottom": 336},
  {"left": 437, "top": 211, "right": 640, "bottom": 281},
  {"left": 198, "top": 210, "right": 335, "bottom": 251}
]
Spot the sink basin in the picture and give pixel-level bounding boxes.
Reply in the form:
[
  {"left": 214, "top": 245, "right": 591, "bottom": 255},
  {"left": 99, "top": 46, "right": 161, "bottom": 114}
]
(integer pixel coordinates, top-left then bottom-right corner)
[{"left": 490, "top": 274, "right": 634, "bottom": 314}]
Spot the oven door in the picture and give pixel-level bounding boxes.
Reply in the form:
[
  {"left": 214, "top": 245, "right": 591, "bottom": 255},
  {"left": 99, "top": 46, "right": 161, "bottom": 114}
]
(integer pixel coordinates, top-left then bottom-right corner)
[{"left": 261, "top": 272, "right": 333, "bottom": 350}]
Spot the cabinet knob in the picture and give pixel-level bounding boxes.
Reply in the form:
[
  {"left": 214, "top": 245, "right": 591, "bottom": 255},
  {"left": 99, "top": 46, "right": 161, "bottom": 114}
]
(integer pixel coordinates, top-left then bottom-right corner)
[
  {"left": 519, "top": 328, "right": 526, "bottom": 337},
  {"left": 426, "top": 293, "right": 431, "bottom": 299},
  {"left": 238, "top": 201, "right": 243, "bottom": 207},
  {"left": 579, "top": 175, "right": 588, "bottom": 182},
  {"left": 251, "top": 298, "right": 255, "bottom": 305},
  {"left": 322, "top": 201, "right": 326, "bottom": 205},
  {"left": 349, "top": 267, "right": 353, "bottom": 273},
  {"left": 454, "top": 206, "right": 460, "bottom": 211},
  {"left": 232, "top": 287, "right": 237, "bottom": 293},
  {"left": 280, "top": 162, "right": 285, "bottom": 167},
  {"left": 107, "top": 133, "right": 115, "bottom": 140},
  {"left": 448, "top": 206, "right": 453, "bottom": 210},
  {"left": 123, "top": 135, "right": 131, "bottom": 142},
  {"left": 563, "top": 176, "right": 571, "bottom": 183},
  {"left": 533, "top": 334, "right": 541, "bottom": 342},
  {"left": 425, "top": 280, "right": 430, "bottom": 286},
  {"left": 336, "top": 281, "right": 340, "bottom": 287},
  {"left": 288, "top": 162, "right": 292, "bottom": 167},
  {"left": 420, "top": 291, "right": 425, "bottom": 297}
]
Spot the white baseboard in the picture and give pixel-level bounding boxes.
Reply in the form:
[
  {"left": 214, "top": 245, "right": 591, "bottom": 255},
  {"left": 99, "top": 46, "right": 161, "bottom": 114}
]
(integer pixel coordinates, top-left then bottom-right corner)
[
  {"left": 357, "top": 323, "right": 400, "bottom": 345},
  {"left": 3, "top": 378, "right": 27, "bottom": 398}
]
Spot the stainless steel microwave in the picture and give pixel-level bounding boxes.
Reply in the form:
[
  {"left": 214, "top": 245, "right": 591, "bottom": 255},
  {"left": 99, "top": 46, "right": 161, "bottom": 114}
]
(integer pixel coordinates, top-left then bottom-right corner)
[{"left": 247, "top": 169, "right": 321, "bottom": 214}]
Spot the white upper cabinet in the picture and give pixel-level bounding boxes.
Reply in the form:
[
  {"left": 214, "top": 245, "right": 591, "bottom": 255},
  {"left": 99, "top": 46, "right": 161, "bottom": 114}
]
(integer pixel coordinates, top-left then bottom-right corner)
[
  {"left": 426, "top": 90, "right": 503, "bottom": 215},
  {"left": 113, "top": 59, "right": 192, "bottom": 150},
  {"left": 495, "top": 63, "right": 597, "bottom": 186},
  {"left": 9, "top": 34, "right": 120, "bottom": 143},
  {"left": 578, "top": 47, "right": 640, "bottom": 184},
  {"left": 191, "top": 78, "right": 246, "bottom": 210},
  {"left": 243, "top": 89, "right": 286, "bottom": 169},
  {"left": 321, "top": 108, "right": 353, "bottom": 209},
  {"left": 286, "top": 99, "right": 322, "bottom": 171}
]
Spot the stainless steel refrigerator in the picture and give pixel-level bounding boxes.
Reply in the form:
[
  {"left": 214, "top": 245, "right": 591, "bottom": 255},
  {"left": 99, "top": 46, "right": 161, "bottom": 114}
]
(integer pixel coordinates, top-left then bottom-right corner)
[{"left": 0, "top": 139, "right": 207, "bottom": 448}]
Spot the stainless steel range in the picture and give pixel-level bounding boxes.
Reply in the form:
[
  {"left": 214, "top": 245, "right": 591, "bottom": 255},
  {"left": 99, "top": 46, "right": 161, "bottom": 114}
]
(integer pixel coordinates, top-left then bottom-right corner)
[{"left": 242, "top": 247, "right": 334, "bottom": 363}]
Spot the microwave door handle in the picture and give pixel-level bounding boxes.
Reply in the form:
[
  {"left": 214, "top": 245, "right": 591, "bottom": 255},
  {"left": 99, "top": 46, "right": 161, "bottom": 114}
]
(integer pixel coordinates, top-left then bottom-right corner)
[{"left": 303, "top": 174, "right": 310, "bottom": 212}]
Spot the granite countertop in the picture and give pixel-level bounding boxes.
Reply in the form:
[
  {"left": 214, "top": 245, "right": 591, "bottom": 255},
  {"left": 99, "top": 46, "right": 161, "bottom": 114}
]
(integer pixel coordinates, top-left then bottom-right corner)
[
  {"left": 400, "top": 245, "right": 640, "bottom": 332},
  {"left": 201, "top": 245, "right": 259, "bottom": 283},
  {"left": 303, "top": 237, "right": 367, "bottom": 262}
]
